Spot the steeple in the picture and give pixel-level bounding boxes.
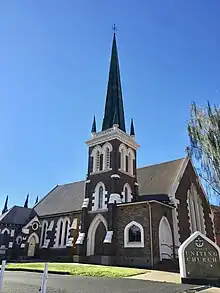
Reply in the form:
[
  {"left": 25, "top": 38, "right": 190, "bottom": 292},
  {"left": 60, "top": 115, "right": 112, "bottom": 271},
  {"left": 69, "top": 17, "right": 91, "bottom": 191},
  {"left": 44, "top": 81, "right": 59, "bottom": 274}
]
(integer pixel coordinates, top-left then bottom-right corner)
[
  {"left": 24, "top": 193, "right": 29, "bottom": 208},
  {"left": 130, "top": 119, "right": 135, "bottom": 137},
  {"left": 102, "top": 32, "right": 126, "bottom": 132},
  {"left": 91, "top": 116, "right": 97, "bottom": 134},
  {"left": 2, "top": 195, "right": 8, "bottom": 214}
]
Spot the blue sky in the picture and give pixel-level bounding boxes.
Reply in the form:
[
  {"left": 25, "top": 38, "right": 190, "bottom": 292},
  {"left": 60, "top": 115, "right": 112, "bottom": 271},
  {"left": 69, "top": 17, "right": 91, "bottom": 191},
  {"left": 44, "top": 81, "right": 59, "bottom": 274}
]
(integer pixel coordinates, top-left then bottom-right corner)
[{"left": 0, "top": 0, "right": 220, "bottom": 209}]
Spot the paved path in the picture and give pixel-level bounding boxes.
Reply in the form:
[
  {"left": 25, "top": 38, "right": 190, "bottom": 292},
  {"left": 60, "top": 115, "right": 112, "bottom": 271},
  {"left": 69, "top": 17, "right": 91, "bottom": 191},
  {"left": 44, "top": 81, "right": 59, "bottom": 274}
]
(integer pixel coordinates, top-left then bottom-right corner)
[
  {"left": 2, "top": 271, "right": 197, "bottom": 293},
  {"left": 129, "top": 270, "right": 181, "bottom": 283}
]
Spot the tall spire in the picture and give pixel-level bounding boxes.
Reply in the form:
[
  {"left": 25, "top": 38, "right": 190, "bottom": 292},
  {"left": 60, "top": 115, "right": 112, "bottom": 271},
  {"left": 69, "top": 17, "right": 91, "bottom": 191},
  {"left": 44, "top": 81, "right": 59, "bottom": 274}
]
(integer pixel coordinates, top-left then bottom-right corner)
[
  {"left": 102, "top": 30, "right": 126, "bottom": 132},
  {"left": 24, "top": 193, "right": 29, "bottom": 208},
  {"left": 2, "top": 195, "right": 8, "bottom": 214},
  {"left": 35, "top": 196, "right": 39, "bottom": 205}
]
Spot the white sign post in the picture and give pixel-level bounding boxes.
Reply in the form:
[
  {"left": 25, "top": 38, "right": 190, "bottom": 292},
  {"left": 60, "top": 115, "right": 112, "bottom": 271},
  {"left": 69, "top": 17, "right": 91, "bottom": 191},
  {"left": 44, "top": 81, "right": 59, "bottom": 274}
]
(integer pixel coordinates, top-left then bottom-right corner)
[
  {"left": 0, "top": 260, "right": 6, "bottom": 293},
  {"left": 40, "top": 263, "right": 48, "bottom": 293}
]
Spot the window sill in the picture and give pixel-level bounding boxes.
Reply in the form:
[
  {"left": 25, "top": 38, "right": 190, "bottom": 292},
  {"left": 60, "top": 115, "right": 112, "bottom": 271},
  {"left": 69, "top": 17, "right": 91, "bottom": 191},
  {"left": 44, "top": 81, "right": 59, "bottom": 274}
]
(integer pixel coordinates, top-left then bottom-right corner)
[
  {"left": 90, "top": 168, "right": 112, "bottom": 175},
  {"left": 124, "top": 242, "right": 144, "bottom": 248}
]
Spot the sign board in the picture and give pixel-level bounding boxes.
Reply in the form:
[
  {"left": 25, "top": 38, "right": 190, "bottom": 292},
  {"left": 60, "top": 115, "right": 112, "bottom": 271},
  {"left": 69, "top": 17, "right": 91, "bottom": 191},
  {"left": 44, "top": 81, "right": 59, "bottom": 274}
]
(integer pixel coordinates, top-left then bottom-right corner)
[{"left": 179, "top": 231, "right": 220, "bottom": 281}]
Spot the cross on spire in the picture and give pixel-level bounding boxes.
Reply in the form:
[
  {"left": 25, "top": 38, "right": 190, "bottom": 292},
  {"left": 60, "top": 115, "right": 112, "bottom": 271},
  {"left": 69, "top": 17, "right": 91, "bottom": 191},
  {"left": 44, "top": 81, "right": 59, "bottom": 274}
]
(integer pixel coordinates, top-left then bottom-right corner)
[{"left": 112, "top": 24, "right": 117, "bottom": 33}]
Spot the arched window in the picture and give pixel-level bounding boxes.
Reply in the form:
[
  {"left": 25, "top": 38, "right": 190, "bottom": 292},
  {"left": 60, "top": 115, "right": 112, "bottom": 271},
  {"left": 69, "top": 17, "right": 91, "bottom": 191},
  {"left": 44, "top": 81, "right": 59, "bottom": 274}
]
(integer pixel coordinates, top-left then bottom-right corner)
[
  {"left": 188, "top": 184, "right": 206, "bottom": 235},
  {"left": 124, "top": 187, "right": 128, "bottom": 203},
  {"left": 64, "top": 219, "right": 69, "bottom": 246},
  {"left": 58, "top": 221, "right": 63, "bottom": 246},
  {"left": 127, "top": 149, "right": 135, "bottom": 175},
  {"left": 92, "top": 182, "right": 107, "bottom": 211},
  {"left": 98, "top": 186, "right": 104, "bottom": 209},
  {"left": 123, "top": 183, "right": 132, "bottom": 203},
  {"left": 40, "top": 221, "right": 48, "bottom": 247},
  {"left": 2, "top": 230, "right": 9, "bottom": 246},
  {"left": 105, "top": 147, "right": 110, "bottom": 169},
  {"left": 128, "top": 225, "right": 141, "bottom": 242},
  {"left": 124, "top": 221, "right": 144, "bottom": 248},
  {"left": 96, "top": 150, "right": 100, "bottom": 171},
  {"left": 119, "top": 144, "right": 127, "bottom": 171}
]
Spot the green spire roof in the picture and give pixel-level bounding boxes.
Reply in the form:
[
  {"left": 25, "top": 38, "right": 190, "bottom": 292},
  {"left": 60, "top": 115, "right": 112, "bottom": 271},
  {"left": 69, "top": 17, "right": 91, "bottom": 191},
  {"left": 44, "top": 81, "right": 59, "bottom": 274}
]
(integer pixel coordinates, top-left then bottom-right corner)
[
  {"left": 130, "top": 118, "right": 135, "bottom": 136},
  {"left": 24, "top": 193, "right": 29, "bottom": 208},
  {"left": 102, "top": 33, "right": 126, "bottom": 132}
]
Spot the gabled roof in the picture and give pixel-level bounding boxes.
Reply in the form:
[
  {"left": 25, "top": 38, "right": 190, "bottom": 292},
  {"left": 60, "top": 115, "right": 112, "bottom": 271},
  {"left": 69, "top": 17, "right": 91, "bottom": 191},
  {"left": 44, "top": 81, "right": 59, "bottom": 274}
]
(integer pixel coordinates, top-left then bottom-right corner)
[
  {"left": 0, "top": 206, "right": 35, "bottom": 225},
  {"left": 137, "top": 158, "right": 185, "bottom": 196},
  {"left": 34, "top": 158, "right": 185, "bottom": 217},
  {"left": 34, "top": 181, "right": 85, "bottom": 217}
]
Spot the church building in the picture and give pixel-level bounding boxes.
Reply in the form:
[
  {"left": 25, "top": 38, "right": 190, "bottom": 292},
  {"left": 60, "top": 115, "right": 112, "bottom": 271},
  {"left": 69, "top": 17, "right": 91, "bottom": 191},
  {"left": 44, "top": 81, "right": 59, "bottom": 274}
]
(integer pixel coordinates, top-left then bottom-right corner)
[{"left": 0, "top": 32, "right": 216, "bottom": 269}]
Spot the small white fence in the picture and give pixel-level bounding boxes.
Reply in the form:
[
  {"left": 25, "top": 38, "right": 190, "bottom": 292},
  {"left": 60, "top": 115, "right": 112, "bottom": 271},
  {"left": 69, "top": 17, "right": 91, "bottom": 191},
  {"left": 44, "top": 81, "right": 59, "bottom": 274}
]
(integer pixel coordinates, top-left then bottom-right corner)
[{"left": 0, "top": 260, "right": 48, "bottom": 293}]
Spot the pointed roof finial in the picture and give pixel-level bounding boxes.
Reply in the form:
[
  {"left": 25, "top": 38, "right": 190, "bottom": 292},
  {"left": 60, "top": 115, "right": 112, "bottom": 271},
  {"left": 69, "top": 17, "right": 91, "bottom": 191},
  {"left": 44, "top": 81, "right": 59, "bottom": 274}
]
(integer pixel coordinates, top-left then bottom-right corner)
[
  {"left": 2, "top": 195, "right": 9, "bottom": 214},
  {"left": 35, "top": 196, "right": 39, "bottom": 205},
  {"left": 185, "top": 146, "right": 190, "bottom": 157},
  {"left": 91, "top": 115, "right": 97, "bottom": 134},
  {"left": 24, "top": 193, "right": 29, "bottom": 208},
  {"left": 130, "top": 119, "right": 135, "bottom": 137}
]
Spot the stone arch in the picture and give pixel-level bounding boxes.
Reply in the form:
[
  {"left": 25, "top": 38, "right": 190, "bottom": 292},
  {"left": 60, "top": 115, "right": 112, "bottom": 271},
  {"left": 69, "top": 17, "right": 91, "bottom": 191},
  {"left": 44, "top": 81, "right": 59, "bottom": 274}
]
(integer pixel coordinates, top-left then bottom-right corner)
[
  {"left": 87, "top": 214, "right": 107, "bottom": 256},
  {"left": 159, "top": 216, "right": 173, "bottom": 260},
  {"left": 1, "top": 228, "right": 10, "bottom": 235},
  {"left": 119, "top": 143, "right": 127, "bottom": 171},
  {"left": 55, "top": 216, "right": 71, "bottom": 248},
  {"left": 124, "top": 220, "right": 144, "bottom": 248}
]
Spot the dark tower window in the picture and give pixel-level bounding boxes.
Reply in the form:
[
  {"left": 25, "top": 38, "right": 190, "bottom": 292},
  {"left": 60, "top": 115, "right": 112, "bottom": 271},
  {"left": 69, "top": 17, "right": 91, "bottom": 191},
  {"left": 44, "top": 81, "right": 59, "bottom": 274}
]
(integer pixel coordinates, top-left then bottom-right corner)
[
  {"left": 105, "top": 147, "right": 110, "bottom": 169},
  {"left": 124, "top": 187, "right": 128, "bottom": 203},
  {"left": 128, "top": 225, "right": 141, "bottom": 242},
  {"left": 96, "top": 150, "right": 100, "bottom": 171},
  {"left": 125, "top": 155, "right": 129, "bottom": 173},
  {"left": 98, "top": 186, "right": 104, "bottom": 209},
  {"left": 100, "top": 153, "right": 103, "bottom": 171}
]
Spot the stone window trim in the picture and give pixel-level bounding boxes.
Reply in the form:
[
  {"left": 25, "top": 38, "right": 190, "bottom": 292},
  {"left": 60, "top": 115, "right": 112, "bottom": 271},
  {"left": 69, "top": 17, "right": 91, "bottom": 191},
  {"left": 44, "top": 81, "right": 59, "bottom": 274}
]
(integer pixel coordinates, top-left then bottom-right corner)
[
  {"left": 92, "top": 182, "right": 108, "bottom": 211},
  {"left": 40, "top": 220, "right": 49, "bottom": 248},
  {"left": 32, "top": 222, "right": 39, "bottom": 231},
  {"left": 1, "top": 228, "right": 10, "bottom": 235},
  {"left": 119, "top": 144, "right": 135, "bottom": 176},
  {"left": 27, "top": 232, "right": 39, "bottom": 244},
  {"left": 16, "top": 235, "right": 22, "bottom": 246},
  {"left": 90, "top": 143, "right": 113, "bottom": 174},
  {"left": 122, "top": 183, "right": 132, "bottom": 203},
  {"left": 54, "top": 217, "right": 71, "bottom": 248},
  {"left": 187, "top": 183, "right": 206, "bottom": 235},
  {"left": 124, "top": 221, "right": 144, "bottom": 248}
]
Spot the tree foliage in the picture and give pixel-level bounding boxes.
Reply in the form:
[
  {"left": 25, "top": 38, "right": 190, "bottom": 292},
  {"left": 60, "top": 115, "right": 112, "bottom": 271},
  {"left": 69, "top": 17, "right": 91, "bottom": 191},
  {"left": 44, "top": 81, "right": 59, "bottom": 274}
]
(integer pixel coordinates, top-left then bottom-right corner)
[{"left": 187, "top": 101, "right": 220, "bottom": 199}]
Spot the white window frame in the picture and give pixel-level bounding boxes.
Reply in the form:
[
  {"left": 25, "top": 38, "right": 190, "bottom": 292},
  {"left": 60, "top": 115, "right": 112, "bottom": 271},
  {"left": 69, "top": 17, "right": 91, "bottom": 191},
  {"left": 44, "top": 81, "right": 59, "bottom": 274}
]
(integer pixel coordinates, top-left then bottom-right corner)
[
  {"left": 92, "top": 182, "right": 107, "bottom": 211},
  {"left": 40, "top": 220, "right": 48, "bottom": 248},
  {"left": 55, "top": 217, "right": 71, "bottom": 248},
  {"left": 188, "top": 183, "right": 206, "bottom": 235},
  {"left": 124, "top": 221, "right": 144, "bottom": 248},
  {"left": 102, "top": 142, "right": 113, "bottom": 170},
  {"left": 119, "top": 143, "right": 127, "bottom": 172},
  {"left": 122, "top": 183, "right": 132, "bottom": 203},
  {"left": 127, "top": 148, "right": 135, "bottom": 175},
  {"left": 91, "top": 146, "right": 102, "bottom": 173}
]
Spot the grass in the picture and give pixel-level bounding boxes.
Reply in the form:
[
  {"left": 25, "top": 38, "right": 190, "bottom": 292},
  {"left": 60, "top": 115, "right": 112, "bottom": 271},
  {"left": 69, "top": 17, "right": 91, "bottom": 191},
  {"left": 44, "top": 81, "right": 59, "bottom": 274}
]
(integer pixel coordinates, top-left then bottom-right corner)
[{"left": 4, "top": 262, "right": 149, "bottom": 278}]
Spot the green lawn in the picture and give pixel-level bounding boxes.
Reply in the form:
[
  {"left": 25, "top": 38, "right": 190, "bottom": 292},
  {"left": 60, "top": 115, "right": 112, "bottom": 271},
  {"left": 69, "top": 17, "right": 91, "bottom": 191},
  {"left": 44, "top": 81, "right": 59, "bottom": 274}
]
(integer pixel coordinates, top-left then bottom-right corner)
[{"left": 4, "top": 262, "right": 148, "bottom": 278}]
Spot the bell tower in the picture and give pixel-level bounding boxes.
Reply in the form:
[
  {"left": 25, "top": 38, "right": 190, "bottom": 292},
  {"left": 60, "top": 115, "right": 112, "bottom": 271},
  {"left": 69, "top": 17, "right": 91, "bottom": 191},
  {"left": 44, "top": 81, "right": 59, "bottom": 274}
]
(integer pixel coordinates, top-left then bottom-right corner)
[{"left": 75, "top": 30, "right": 139, "bottom": 263}]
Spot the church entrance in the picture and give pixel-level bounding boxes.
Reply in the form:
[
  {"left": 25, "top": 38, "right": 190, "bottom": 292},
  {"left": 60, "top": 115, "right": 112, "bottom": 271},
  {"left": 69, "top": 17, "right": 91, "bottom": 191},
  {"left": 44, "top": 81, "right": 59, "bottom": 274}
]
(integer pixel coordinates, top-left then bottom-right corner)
[
  {"left": 87, "top": 214, "right": 107, "bottom": 256},
  {"left": 27, "top": 233, "right": 39, "bottom": 257},
  {"left": 159, "top": 216, "right": 173, "bottom": 260}
]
